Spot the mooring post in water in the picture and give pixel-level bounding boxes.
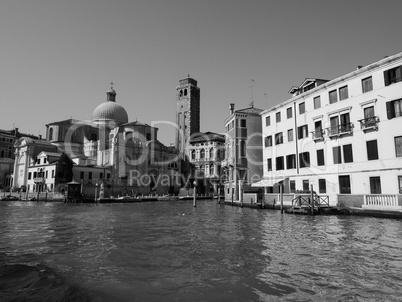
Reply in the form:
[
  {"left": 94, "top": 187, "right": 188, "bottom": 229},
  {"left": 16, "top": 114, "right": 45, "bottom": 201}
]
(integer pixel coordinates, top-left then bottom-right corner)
[
  {"left": 193, "top": 181, "right": 196, "bottom": 208},
  {"left": 310, "top": 184, "right": 314, "bottom": 215},
  {"left": 280, "top": 185, "right": 283, "bottom": 214},
  {"left": 94, "top": 184, "right": 97, "bottom": 203},
  {"left": 231, "top": 186, "right": 234, "bottom": 206},
  {"left": 218, "top": 187, "right": 221, "bottom": 204},
  {"left": 239, "top": 180, "right": 243, "bottom": 208}
]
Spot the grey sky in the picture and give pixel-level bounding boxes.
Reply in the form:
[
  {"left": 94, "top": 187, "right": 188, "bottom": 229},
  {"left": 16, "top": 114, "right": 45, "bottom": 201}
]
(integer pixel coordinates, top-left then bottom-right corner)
[{"left": 1, "top": 0, "right": 401, "bottom": 144}]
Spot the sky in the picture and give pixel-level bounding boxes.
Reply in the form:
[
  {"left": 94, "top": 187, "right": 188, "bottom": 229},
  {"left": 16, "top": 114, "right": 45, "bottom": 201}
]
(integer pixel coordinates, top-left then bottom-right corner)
[{"left": 1, "top": 0, "right": 402, "bottom": 145}]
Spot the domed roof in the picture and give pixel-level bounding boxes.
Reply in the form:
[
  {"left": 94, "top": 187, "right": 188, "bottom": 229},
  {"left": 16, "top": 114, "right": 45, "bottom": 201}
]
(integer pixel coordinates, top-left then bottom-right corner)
[
  {"left": 92, "top": 85, "right": 128, "bottom": 126},
  {"left": 92, "top": 101, "right": 129, "bottom": 125}
]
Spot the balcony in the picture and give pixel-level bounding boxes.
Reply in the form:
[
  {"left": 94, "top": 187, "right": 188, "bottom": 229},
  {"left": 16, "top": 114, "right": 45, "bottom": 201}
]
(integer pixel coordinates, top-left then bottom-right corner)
[
  {"left": 327, "top": 123, "right": 354, "bottom": 138},
  {"left": 33, "top": 177, "right": 45, "bottom": 183},
  {"left": 221, "top": 157, "right": 234, "bottom": 167},
  {"left": 311, "top": 129, "right": 324, "bottom": 141},
  {"left": 359, "top": 116, "right": 379, "bottom": 131}
]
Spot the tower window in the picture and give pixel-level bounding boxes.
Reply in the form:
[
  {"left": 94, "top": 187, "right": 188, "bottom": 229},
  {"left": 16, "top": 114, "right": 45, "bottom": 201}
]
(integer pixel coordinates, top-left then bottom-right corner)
[{"left": 184, "top": 89, "right": 187, "bottom": 96}]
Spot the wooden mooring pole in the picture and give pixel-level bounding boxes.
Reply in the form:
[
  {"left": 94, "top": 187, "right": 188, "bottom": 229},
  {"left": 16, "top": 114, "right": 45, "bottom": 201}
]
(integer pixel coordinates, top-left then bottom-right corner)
[
  {"left": 280, "top": 185, "right": 283, "bottom": 214},
  {"left": 310, "top": 184, "right": 314, "bottom": 216},
  {"left": 193, "top": 181, "right": 196, "bottom": 208}
]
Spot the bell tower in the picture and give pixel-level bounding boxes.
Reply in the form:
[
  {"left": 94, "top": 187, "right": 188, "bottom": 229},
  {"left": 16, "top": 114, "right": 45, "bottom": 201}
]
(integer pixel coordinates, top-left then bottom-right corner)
[{"left": 175, "top": 76, "right": 200, "bottom": 157}]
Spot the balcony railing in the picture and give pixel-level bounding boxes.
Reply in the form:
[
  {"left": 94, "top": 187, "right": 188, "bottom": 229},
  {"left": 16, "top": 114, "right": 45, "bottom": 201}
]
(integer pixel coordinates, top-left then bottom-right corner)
[
  {"left": 33, "top": 177, "right": 45, "bottom": 183},
  {"left": 359, "top": 116, "right": 379, "bottom": 131},
  {"left": 327, "top": 123, "right": 353, "bottom": 137},
  {"left": 311, "top": 129, "right": 324, "bottom": 141}
]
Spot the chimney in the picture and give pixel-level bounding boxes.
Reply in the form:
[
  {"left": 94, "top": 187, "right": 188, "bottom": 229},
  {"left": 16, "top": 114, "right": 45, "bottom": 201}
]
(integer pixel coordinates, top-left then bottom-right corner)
[
  {"left": 229, "top": 103, "right": 235, "bottom": 114},
  {"left": 356, "top": 65, "right": 363, "bottom": 70}
]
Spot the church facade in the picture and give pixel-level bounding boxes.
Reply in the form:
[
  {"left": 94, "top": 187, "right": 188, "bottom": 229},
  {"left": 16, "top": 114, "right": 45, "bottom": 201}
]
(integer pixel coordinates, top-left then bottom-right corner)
[{"left": 13, "top": 85, "right": 181, "bottom": 197}]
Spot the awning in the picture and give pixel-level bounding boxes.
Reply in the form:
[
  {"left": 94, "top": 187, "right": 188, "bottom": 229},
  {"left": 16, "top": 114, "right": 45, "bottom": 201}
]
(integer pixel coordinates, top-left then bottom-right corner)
[{"left": 251, "top": 178, "right": 286, "bottom": 187}]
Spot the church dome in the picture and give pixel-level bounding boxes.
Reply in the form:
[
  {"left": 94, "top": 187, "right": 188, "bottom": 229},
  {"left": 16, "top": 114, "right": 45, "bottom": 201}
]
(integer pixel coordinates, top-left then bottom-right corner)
[
  {"left": 92, "top": 102, "right": 129, "bottom": 125},
  {"left": 92, "top": 85, "right": 129, "bottom": 126}
]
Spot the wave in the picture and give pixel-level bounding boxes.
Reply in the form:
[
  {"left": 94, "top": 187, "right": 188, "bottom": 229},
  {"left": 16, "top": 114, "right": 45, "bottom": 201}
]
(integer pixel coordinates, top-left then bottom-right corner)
[{"left": 0, "top": 263, "right": 108, "bottom": 302}]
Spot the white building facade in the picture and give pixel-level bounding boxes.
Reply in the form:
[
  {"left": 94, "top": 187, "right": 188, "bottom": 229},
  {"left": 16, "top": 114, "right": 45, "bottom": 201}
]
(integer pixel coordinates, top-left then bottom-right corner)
[{"left": 259, "top": 52, "right": 402, "bottom": 208}]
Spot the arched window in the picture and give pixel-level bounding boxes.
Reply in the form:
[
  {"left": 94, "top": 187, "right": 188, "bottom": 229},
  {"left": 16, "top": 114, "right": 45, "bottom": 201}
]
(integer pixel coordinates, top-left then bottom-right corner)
[
  {"left": 217, "top": 150, "right": 220, "bottom": 159},
  {"left": 191, "top": 150, "right": 196, "bottom": 160},
  {"left": 200, "top": 149, "right": 205, "bottom": 159},
  {"left": 209, "top": 148, "right": 214, "bottom": 159},
  {"left": 49, "top": 128, "right": 53, "bottom": 141},
  {"left": 209, "top": 164, "right": 214, "bottom": 175}
]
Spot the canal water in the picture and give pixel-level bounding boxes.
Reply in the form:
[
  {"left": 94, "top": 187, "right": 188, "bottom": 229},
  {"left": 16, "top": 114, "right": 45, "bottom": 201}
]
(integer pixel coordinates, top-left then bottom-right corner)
[{"left": 1, "top": 201, "right": 402, "bottom": 301}]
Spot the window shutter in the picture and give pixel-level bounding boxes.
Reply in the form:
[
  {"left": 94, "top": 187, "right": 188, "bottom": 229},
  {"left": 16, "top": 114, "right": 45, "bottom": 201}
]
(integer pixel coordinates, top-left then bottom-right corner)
[
  {"left": 386, "top": 101, "right": 395, "bottom": 119},
  {"left": 384, "top": 70, "right": 390, "bottom": 86}
]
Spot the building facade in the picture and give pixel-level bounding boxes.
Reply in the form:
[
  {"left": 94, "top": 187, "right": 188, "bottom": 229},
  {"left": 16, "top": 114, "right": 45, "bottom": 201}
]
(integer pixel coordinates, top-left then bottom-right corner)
[
  {"left": 222, "top": 103, "right": 263, "bottom": 201},
  {"left": 187, "top": 131, "right": 225, "bottom": 195},
  {"left": 258, "top": 52, "right": 402, "bottom": 207},
  {"left": 0, "top": 128, "right": 38, "bottom": 189}
]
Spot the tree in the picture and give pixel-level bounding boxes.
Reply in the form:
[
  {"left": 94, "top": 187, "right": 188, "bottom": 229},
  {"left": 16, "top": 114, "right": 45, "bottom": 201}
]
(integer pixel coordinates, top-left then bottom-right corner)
[{"left": 55, "top": 153, "right": 73, "bottom": 185}]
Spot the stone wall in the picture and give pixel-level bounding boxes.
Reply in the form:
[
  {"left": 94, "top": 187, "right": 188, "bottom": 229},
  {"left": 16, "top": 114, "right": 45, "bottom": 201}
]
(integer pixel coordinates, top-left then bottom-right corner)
[{"left": 337, "top": 195, "right": 364, "bottom": 208}]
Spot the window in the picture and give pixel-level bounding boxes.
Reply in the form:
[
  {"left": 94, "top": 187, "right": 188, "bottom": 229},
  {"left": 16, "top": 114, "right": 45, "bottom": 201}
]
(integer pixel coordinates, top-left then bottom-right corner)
[
  {"left": 329, "top": 90, "right": 338, "bottom": 104},
  {"left": 313, "top": 96, "right": 321, "bottom": 109},
  {"left": 367, "top": 140, "right": 379, "bottom": 160},
  {"left": 276, "top": 156, "right": 284, "bottom": 170},
  {"left": 88, "top": 172, "right": 92, "bottom": 180},
  {"left": 45, "top": 170, "right": 48, "bottom": 178},
  {"left": 28, "top": 172, "right": 32, "bottom": 180},
  {"left": 209, "top": 164, "right": 214, "bottom": 175},
  {"left": 240, "top": 119, "right": 246, "bottom": 128},
  {"left": 386, "top": 98, "right": 402, "bottom": 119},
  {"left": 369, "top": 177, "right": 381, "bottom": 194},
  {"left": 191, "top": 150, "right": 196, "bottom": 160},
  {"left": 384, "top": 65, "right": 402, "bottom": 86},
  {"left": 288, "top": 129, "right": 294, "bottom": 142},
  {"left": 319, "top": 179, "right": 326, "bottom": 193},
  {"left": 362, "top": 76, "right": 373, "bottom": 93},
  {"left": 290, "top": 181, "right": 296, "bottom": 193},
  {"left": 329, "top": 116, "right": 339, "bottom": 135},
  {"left": 339, "top": 86, "right": 349, "bottom": 100},
  {"left": 275, "top": 132, "right": 283, "bottom": 145},
  {"left": 298, "top": 125, "right": 308, "bottom": 139},
  {"left": 0, "top": 150, "right": 3, "bottom": 158},
  {"left": 340, "top": 113, "right": 351, "bottom": 133},
  {"left": 395, "top": 136, "right": 402, "bottom": 157},
  {"left": 317, "top": 149, "right": 325, "bottom": 166},
  {"left": 314, "top": 120, "right": 323, "bottom": 139},
  {"left": 339, "top": 175, "right": 351, "bottom": 194},
  {"left": 343, "top": 144, "right": 353, "bottom": 163},
  {"left": 399, "top": 176, "right": 402, "bottom": 194},
  {"left": 265, "top": 116, "right": 271, "bottom": 126},
  {"left": 267, "top": 158, "right": 272, "bottom": 171},
  {"left": 80, "top": 172, "right": 84, "bottom": 179},
  {"left": 100, "top": 173, "right": 103, "bottom": 180},
  {"left": 299, "top": 152, "right": 310, "bottom": 168},
  {"left": 37, "top": 158, "right": 41, "bottom": 165},
  {"left": 362, "top": 106, "right": 377, "bottom": 128},
  {"left": 200, "top": 149, "right": 205, "bottom": 159},
  {"left": 276, "top": 112, "right": 281, "bottom": 123},
  {"left": 264, "top": 136, "right": 272, "bottom": 147},
  {"left": 333, "top": 146, "right": 342, "bottom": 164},
  {"left": 287, "top": 107, "right": 292, "bottom": 119},
  {"left": 209, "top": 149, "right": 214, "bottom": 159},
  {"left": 303, "top": 180, "right": 310, "bottom": 192},
  {"left": 52, "top": 170, "right": 55, "bottom": 178},
  {"left": 49, "top": 128, "right": 54, "bottom": 141},
  {"left": 299, "top": 102, "right": 305, "bottom": 114},
  {"left": 240, "top": 141, "right": 246, "bottom": 157},
  {"left": 286, "top": 154, "right": 296, "bottom": 169}
]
